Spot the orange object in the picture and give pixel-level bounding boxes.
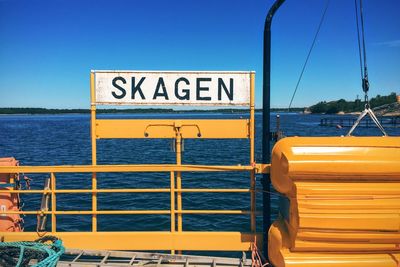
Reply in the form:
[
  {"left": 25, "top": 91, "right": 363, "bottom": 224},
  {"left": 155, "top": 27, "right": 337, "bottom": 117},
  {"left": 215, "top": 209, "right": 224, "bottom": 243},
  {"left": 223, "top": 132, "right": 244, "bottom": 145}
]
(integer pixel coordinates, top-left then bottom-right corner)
[
  {"left": 0, "top": 157, "right": 22, "bottom": 232},
  {"left": 269, "top": 137, "right": 400, "bottom": 267}
]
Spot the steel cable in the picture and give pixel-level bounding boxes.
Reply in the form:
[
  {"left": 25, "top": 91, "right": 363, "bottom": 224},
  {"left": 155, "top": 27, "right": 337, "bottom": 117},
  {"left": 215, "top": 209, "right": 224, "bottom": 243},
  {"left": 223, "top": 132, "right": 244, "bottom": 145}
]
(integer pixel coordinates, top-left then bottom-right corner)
[{"left": 288, "top": 0, "right": 330, "bottom": 111}]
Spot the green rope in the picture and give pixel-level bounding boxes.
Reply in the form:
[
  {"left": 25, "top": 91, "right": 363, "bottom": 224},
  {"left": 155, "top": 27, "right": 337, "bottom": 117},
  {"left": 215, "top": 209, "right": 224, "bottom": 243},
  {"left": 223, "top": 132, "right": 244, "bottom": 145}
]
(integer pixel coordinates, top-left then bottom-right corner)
[
  {"left": 0, "top": 236, "right": 65, "bottom": 267},
  {"left": 16, "top": 245, "right": 25, "bottom": 266}
]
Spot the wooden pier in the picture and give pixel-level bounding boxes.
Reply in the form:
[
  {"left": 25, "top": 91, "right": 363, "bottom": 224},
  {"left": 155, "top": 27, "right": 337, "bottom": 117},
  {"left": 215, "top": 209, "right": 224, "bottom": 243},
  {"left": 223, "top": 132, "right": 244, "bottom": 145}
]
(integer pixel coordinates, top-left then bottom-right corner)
[{"left": 320, "top": 116, "right": 400, "bottom": 127}]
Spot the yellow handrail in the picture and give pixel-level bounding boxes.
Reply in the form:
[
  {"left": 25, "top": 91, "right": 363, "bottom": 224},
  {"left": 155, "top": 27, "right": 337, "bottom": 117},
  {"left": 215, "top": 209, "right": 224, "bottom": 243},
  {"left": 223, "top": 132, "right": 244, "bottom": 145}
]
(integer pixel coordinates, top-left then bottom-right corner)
[
  {"left": 0, "top": 164, "right": 260, "bottom": 173},
  {"left": 0, "top": 163, "right": 268, "bottom": 251},
  {"left": 0, "top": 72, "right": 265, "bottom": 252}
]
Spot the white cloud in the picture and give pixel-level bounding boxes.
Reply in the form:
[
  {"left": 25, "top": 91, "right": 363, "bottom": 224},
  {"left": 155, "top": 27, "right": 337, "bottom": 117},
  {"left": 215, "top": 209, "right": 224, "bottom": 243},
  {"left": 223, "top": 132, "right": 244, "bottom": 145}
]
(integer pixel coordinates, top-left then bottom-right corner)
[{"left": 374, "top": 40, "right": 400, "bottom": 48}]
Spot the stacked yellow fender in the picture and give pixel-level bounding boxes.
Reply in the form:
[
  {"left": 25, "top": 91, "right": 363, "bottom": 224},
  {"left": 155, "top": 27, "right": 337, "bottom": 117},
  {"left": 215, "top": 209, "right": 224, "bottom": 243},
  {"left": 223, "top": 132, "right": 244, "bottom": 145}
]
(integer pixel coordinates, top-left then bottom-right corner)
[{"left": 268, "top": 137, "right": 400, "bottom": 267}]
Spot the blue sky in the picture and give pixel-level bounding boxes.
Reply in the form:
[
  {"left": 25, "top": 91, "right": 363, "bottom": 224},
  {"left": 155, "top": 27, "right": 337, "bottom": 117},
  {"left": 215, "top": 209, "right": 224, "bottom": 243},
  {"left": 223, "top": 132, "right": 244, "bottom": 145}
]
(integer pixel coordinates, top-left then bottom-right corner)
[{"left": 0, "top": 0, "right": 399, "bottom": 109}]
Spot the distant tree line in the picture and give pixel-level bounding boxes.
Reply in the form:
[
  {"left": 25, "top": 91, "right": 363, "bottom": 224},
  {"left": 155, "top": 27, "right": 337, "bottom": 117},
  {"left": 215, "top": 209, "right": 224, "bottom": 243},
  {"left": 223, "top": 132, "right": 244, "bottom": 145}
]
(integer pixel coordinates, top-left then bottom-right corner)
[
  {"left": 309, "top": 92, "right": 397, "bottom": 114},
  {"left": 0, "top": 108, "right": 89, "bottom": 114},
  {"left": 0, "top": 108, "right": 175, "bottom": 114},
  {"left": 0, "top": 107, "right": 305, "bottom": 115}
]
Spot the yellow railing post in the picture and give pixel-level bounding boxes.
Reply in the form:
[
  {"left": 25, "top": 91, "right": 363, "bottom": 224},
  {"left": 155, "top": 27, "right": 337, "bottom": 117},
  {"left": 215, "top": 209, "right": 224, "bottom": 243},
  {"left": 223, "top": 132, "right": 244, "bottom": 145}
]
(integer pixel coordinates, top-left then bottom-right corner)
[
  {"left": 51, "top": 173, "right": 56, "bottom": 232},
  {"left": 90, "top": 71, "right": 98, "bottom": 232},
  {"left": 175, "top": 127, "right": 183, "bottom": 254},
  {"left": 170, "top": 171, "right": 176, "bottom": 255},
  {"left": 175, "top": 129, "right": 183, "bottom": 232},
  {"left": 250, "top": 72, "right": 256, "bottom": 232},
  {"left": 170, "top": 171, "right": 176, "bottom": 233}
]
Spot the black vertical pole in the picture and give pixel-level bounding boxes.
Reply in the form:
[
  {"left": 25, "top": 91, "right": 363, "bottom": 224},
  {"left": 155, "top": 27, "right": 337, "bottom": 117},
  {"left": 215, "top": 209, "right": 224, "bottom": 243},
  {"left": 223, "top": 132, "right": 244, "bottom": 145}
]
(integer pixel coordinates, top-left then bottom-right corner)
[{"left": 262, "top": 0, "right": 285, "bottom": 259}]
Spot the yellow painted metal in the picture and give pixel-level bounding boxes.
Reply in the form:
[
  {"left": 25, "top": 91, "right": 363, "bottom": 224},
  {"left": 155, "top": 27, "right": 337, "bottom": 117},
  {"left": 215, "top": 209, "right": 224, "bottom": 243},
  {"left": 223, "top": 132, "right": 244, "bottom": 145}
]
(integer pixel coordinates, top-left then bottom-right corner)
[
  {"left": 249, "top": 72, "right": 256, "bottom": 232},
  {"left": 0, "top": 71, "right": 259, "bottom": 253},
  {"left": 178, "top": 210, "right": 261, "bottom": 215},
  {"left": 90, "top": 71, "right": 98, "bottom": 232},
  {"left": 2, "top": 232, "right": 262, "bottom": 251},
  {"left": 0, "top": 209, "right": 259, "bottom": 215},
  {"left": 3, "top": 188, "right": 255, "bottom": 194},
  {"left": 1, "top": 210, "right": 171, "bottom": 215},
  {"left": 170, "top": 170, "right": 176, "bottom": 254},
  {"left": 0, "top": 164, "right": 256, "bottom": 173},
  {"left": 96, "top": 119, "right": 249, "bottom": 139},
  {"left": 170, "top": 171, "right": 175, "bottom": 233},
  {"left": 0, "top": 163, "right": 260, "bottom": 252},
  {"left": 255, "top": 163, "right": 270, "bottom": 174},
  {"left": 179, "top": 189, "right": 253, "bottom": 193},
  {"left": 51, "top": 173, "right": 56, "bottom": 232},
  {"left": 92, "top": 172, "right": 97, "bottom": 232},
  {"left": 269, "top": 137, "right": 400, "bottom": 267},
  {"left": 176, "top": 129, "right": 183, "bottom": 233}
]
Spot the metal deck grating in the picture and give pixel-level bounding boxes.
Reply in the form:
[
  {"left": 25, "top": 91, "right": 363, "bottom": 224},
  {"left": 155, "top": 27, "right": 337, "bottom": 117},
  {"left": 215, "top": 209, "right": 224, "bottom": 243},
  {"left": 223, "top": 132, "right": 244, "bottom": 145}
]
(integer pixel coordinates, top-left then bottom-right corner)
[{"left": 58, "top": 249, "right": 252, "bottom": 267}]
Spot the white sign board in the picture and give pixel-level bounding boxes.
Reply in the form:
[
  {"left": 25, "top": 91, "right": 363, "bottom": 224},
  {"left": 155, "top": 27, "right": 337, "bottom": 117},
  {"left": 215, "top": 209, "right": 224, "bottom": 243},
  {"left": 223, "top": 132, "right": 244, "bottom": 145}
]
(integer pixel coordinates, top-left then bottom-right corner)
[{"left": 93, "top": 71, "right": 251, "bottom": 106}]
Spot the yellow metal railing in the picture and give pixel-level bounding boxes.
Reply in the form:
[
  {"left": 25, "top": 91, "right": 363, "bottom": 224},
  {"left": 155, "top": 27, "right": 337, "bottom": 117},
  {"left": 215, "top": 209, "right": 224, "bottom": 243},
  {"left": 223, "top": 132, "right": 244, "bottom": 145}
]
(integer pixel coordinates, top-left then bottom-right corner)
[
  {"left": 0, "top": 164, "right": 268, "bottom": 251},
  {"left": 0, "top": 71, "right": 266, "bottom": 252}
]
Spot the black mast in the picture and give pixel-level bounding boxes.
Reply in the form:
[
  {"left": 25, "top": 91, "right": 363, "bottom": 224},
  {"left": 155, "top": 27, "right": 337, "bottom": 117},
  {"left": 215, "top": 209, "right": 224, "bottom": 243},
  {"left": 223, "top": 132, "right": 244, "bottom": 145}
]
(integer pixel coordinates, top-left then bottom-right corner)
[{"left": 262, "top": 0, "right": 285, "bottom": 258}]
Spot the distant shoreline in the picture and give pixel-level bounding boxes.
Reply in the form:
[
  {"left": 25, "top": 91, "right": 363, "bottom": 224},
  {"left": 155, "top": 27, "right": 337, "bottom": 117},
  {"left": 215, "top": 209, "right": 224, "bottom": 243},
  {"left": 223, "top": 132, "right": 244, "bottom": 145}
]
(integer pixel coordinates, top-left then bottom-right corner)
[
  {"left": 0, "top": 107, "right": 305, "bottom": 115},
  {"left": 1, "top": 108, "right": 398, "bottom": 117},
  {"left": 308, "top": 93, "right": 399, "bottom": 115}
]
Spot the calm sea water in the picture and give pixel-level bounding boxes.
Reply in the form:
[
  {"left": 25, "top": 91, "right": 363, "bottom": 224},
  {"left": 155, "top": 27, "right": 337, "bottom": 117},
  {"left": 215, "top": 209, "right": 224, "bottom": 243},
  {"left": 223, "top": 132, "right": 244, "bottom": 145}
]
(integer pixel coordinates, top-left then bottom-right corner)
[{"left": 0, "top": 113, "right": 399, "bottom": 235}]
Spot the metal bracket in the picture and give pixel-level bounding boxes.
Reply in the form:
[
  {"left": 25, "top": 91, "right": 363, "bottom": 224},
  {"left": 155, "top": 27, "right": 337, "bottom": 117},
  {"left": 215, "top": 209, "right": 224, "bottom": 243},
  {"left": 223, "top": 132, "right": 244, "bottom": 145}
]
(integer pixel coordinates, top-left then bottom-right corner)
[
  {"left": 346, "top": 107, "right": 388, "bottom": 136},
  {"left": 37, "top": 177, "right": 51, "bottom": 232},
  {"left": 144, "top": 123, "right": 202, "bottom": 138},
  {"left": 255, "top": 164, "right": 271, "bottom": 174}
]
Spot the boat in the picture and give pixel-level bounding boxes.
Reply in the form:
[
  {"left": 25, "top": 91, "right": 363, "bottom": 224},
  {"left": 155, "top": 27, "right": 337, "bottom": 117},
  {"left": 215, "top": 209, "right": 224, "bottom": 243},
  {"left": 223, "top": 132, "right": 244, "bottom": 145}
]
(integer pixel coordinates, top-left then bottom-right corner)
[{"left": 0, "top": 0, "right": 399, "bottom": 266}]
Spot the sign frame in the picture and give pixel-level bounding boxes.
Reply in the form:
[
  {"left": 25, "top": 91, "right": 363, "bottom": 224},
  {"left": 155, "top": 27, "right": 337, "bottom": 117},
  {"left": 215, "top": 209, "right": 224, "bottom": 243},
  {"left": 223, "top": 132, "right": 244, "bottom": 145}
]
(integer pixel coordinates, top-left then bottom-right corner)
[{"left": 91, "top": 70, "right": 254, "bottom": 106}]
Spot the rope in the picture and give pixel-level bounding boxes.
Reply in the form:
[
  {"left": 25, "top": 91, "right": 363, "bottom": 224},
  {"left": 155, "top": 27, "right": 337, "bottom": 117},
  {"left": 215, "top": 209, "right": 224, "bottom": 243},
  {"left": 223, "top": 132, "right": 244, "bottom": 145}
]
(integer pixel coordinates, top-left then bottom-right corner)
[
  {"left": 288, "top": 0, "right": 330, "bottom": 111},
  {"left": 251, "top": 236, "right": 269, "bottom": 267},
  {"left": 0, "top": 236, "right": 64, "bottom": 267}
]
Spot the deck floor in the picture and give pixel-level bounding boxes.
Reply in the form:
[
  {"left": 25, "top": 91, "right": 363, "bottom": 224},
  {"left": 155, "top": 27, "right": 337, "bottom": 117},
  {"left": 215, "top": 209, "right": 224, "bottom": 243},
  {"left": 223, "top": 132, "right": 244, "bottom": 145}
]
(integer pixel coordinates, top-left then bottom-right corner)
[{"left": 58, "top": 249, "right": 252, "bottom": 267}]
